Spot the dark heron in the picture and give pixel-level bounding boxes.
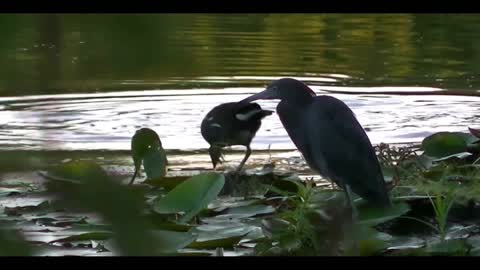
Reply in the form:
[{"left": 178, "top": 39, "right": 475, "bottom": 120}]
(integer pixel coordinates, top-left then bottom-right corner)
[
  {"left": 130, "top": 127, "right": 167, "bottom": 185},
  {"left": 201, "top": 101, "right": 273, "bottom": 174},
  {"left": 240, "top": 78, "right": 391, "bottom": 212}
]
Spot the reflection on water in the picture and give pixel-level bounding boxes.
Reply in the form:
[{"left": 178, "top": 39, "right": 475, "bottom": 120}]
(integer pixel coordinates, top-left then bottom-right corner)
[
  {"left": 1, "top": 78, "right": 479, "bottom": 152},
  {"left": 2, "top": 14, "right": 480, "bottom": 96},
  {"left": 0, "top": 14, "right": 480, "bottom": 153}
]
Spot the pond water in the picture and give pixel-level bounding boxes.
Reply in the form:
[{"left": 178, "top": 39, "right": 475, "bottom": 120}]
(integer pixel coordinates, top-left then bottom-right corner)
[{"left": 1, "top": 13, "right": 480, "bottom": 155}]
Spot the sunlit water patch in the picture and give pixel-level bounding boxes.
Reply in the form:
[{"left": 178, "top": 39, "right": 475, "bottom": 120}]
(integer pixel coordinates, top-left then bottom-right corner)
[{"left": 0, "top": 81, "right": 479, "bottom": 153}]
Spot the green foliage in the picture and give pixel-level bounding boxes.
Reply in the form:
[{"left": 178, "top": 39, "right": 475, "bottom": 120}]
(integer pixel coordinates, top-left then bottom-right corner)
[
  {"left": 153, "top": 172, "right": 225, "bottom": 223},
  {"left": 421, "top": 132, "right": 478, "bottom": 158}
]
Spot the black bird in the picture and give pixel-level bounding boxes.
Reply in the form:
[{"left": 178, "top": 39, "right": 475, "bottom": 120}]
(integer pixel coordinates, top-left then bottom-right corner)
[
  {"left": 240, "top": 78, "right": 391, "bottom": 210},
  {"left": 201, "top": 102, "right": 273, "bottom": 174}
]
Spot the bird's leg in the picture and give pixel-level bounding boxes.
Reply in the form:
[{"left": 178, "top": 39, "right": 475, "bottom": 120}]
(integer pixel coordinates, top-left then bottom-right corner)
[
  {"left": 342, "top": 184, "right": 360, "bottom": 255},
  {"left": 234, "top": 145, "right": 251, "bottom": 176},
  {"left": 341, "top": 183, "right": 358, "bottom": 222},
  {"left": 345, "top": 185, "right": 358, "bottom": 221}
]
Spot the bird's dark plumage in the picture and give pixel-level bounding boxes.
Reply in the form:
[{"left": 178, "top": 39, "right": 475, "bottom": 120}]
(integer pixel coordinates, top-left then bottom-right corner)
[
  {"left": 201, "top": 102, "right": 273, "bottom": 172},
  {"left": 241, "top": 78, "right": 391, "bottom": 208}
]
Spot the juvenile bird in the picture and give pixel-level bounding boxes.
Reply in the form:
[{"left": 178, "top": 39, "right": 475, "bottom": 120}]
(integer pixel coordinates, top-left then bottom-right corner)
[
  {"left": 201, "top": 101, "right": 273, "bottom": 174},
  {"left": 130, "top": 127, "right": 167, "bottom": 185}
]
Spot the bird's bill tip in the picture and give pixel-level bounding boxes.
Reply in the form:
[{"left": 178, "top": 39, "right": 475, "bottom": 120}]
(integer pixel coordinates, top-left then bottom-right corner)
[{"left": 208, "top": 147, "right": 222, "bottom": 169}]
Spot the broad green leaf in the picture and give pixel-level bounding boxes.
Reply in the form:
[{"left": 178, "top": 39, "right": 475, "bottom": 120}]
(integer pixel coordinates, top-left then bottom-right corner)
[
  {"left": 422, "top": 132, "right": 476, "bottom": 158},
  {"left": 425, "top": 239, "right": 468, "bottom": 255},
  {"left": 143, "top": 148, "right": 167, "bottom": 180},
  {"left": 208, "top": 197, "right": 260, "bottom": 211},
  {"left": 153, "top": 230, "right": 197, "bottom": 253},
  {"left": 343, "top": 226, "right": 390, "bottom": 256},
  {"left": 188, "top": 222, "right": 258, "bottom": 249},
  {"left": 144, "top": 176, "right": 189, "bottom": 190},
  {"left": 0, "top": 188, "right": 23, "bottom": 197},
  {"left": 467, "top": 236, "right": 480, "bottom": 256},
  {"left": 261, "top": 218, "right": 291, "bottom": 239},
  {"left": 68, "top": 224, "right": 113, "bottom": 232},
  {"left": 49, "top": 232, "right": 113, "bottom": 243},
  {"left": 358, "top": 202, "right": 410, "bottom": 227},
  {"left": 433, "top": 152, "right": 472, "bottom": 162},
  {"left": 187, "top": 235, "right": 246, "bottom": 249},
  {"left": 221, "top": 204, "right": 275, "bottom": 218},
  {"left": 146, "top": 215, "right": 193, "bottom": 232},
  {"left": 153, "top": 173, "right": 225, "bottom": 223},
  {"left": 386, "top": 236, "right": 425, "bottom": 250},
  {"left": 47, "top": 160, "right": 109, "bottom": 183}
]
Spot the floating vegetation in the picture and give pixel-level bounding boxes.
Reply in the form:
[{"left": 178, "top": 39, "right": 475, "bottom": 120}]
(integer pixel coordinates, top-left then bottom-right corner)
[{"left": 2, "top": 127, "right": 480, "bottom": 256}]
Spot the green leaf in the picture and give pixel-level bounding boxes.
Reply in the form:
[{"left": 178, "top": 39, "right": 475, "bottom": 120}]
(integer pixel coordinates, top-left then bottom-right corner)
[
  {"left": 425, "top": 239, "right": 468, "bottom": 255},
  {"left": 422, "top": 132, "right": 477, "bottom": 158},
  {"left": 386, "top": 236, "right": 425, "bottom": 250},
  {"left": 143, "top": 148, "right": 167, "bottom": 180},
  {"left": 144, "top": 176, "right": 189, "bottom": 190},
  {"left": 358, "top": 202, "right": 410, "bottom": 227},
  {"left": 47, "top": 160, "right": 109, "bottom": 183},
  {"left": 216, "top": 204, "right": 275, "bottom": 219},
  {"left": 153, "top": 173, "right": 225, "bottom": 223},
  {"left": 466, "top": 236, "right": 480, "bottom": 256},
  {"left": 433, "top": 152, "right": 472, "bottom": 162},
  {"left": 0, "top": 188, "right": 23, "bottom": 197},
  {"left": 188, "top": 221, "right": 261, "bottom": 249},
  {"left": 153, "top": 230, "right": 197, "bottom": 253},
  {"left": 49, "top": 232, "right": 113, "bottom": 243}
]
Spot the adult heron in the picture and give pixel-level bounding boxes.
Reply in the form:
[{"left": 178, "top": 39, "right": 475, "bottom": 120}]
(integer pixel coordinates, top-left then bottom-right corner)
[
  {"left": 201, "top": 101, "right": 273, "bottom": 174},
  {"left": 240, "top": 78, "right": 391, "bottom": 211}
]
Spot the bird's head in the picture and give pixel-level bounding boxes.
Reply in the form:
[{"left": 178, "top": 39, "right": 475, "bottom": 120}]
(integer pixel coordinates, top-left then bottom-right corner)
[
  {"left": 241, "top": 78, "right": 316, "bottom": 104},
  {"left": 208, "top": 145, "right": 224, "bottom": 169}
]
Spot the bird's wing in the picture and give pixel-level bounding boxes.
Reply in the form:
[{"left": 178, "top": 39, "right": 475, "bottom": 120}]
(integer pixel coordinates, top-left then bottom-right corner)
[
  {"left": 276, "top": 101, "right": 319, "bottom": 171},
  {"left": 305, "top": 96, "right": 389, "bottom": 206},
  {"left": 234, "top": 102, "right": 273, "bottom": 121}
]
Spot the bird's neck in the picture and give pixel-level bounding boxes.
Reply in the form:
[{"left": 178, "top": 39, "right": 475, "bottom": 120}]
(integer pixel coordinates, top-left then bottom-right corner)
[{"left": 281, "top": 94, "right": 314, "bottom": 106}]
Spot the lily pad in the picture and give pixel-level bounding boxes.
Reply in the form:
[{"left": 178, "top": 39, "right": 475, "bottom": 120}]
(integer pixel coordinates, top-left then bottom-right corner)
[
  {"left": 144, "top": 176, "right": 189, "bottom": 190},
  {"left": 188, "top": 224, "right": 255, "bottom": 249},
  {"left": 46, "top": 160, "right": 109, "bottom": 183},
  {"left": 152, "top": 230, "right": 197, "bottom": 253},
  {"left": 49, "top": 231, "right": 113, "bottom": 243},
  {"left": 422, "top": 132, "right": 477, "bottom": 158},
  {"left": 424, "top": 239, "right": 468, "bottom": 255},
  {"left": 153, "top": 173, "right": 225, "bottom": 223},
  {"left": 358, "top": 202, "right": 410, "bottom": 227}
]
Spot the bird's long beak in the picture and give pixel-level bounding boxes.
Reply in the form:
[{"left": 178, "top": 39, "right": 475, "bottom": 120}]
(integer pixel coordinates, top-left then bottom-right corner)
[{"left": 240, "top": 86, "right": 276, "bottom": 104}]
